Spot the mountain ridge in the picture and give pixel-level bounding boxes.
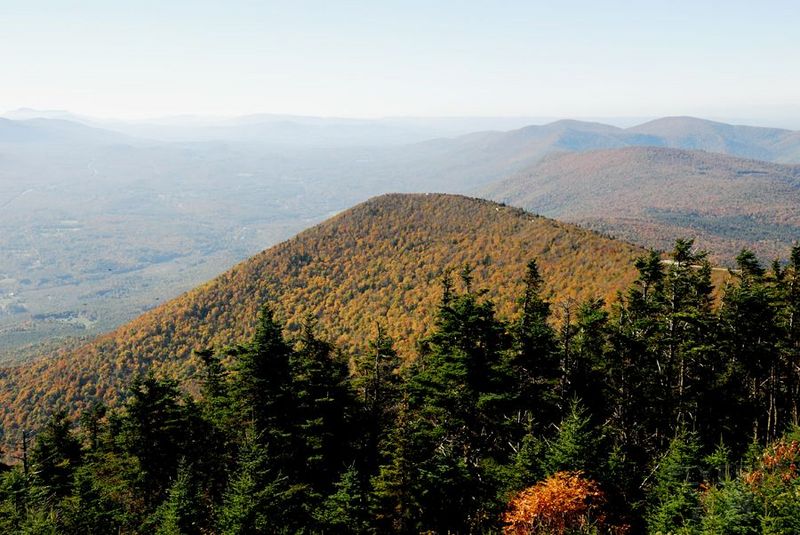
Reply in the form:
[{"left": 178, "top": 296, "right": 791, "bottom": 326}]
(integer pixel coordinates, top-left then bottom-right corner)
[
  {"left": 481, "top": 146, "right": 800, "bottom": 263},
  {"left": 0, "top": 193, "right": 644, "bottom": 436}
]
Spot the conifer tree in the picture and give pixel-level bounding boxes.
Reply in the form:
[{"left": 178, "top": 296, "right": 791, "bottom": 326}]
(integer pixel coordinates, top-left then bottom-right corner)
[
  {"left": 289, "top": 316, "right": 354, "bottom": 493},
  {"left": 314, "top": 464, "right": 370, "bottom": 534},
  {"left": 509, "top": 259, "right": 559, "bottom": 427},
  {"left": 543, "top": 399, "right": 600, "bottom": 478},
  {"left": 646, "top": 431, "right": 702, "bottom": 534},
  {"left": 402, "top": 269, "right": 510, "bottom": 532},
  {"left": 217, "top": 429, "right": 291, "bottom": 534},
  {"left": 370, "top": 394, "right": 416, "bottom": 534},
  {"left": 353, "top": 325, "right": 402, "bottom": 473},
  {"left": 29, "top": 410, "right": 82, "bottom": 500},
  {"left": 231, "top": 305, "right": 295, "bottom": 456},
  {"left": 120, "top": 375, "right": 189, "bottom": 507},
  {"left": 155, "top": 461, "right": 203, "bottom": 535},
  {"left": 719, "top": 249, "right": 781, "bottom": 446}
]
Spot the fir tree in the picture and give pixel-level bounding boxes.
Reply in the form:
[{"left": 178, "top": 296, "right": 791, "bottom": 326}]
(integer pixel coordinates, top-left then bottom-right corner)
[
  {"left": 646, "top": 431, "right": 702, "bottom": 535},
  {"left": 29, "top": 410, "right": 82, "bottom": 500},
  {"left": 155, "top": 461, "right": 203, "bottom": 535}
]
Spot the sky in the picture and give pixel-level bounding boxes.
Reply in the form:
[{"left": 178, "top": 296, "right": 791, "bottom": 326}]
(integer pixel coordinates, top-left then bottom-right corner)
[{"left": 1, "top": 0, "right": 799, "bottom": 123}]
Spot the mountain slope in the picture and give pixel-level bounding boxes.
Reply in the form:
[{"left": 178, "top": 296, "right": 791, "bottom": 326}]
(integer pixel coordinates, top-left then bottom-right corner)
[
  {"left": 628, "top": 116, "right": 800, "bottom": 163},
  {"left": 0, "top": 193, "right": 644, "bottom": 434},
  {"left": 481, "top": 147, "right": 800, "bottom": 263}
]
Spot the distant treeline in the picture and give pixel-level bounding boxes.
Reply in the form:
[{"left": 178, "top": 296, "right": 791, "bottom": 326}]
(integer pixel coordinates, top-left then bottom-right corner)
[{"left": 2, "top": 239, "right": 800, "bottom": 534}]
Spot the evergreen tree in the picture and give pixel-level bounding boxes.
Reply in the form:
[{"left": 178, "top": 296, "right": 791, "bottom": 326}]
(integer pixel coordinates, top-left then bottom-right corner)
[
  {"left": 646, "top": 431, "right": 702, "bottom": 535},
  {"left": 543, "top": 399, "right": 600, "bottom": 478},
  {"left": 353, "top": 325, "right": 402, "bottom": 473},
  {"left": 509, "top": 259, "right": 559, "bottom": 428},
  {"left": 568, "top": 298, "right": 611, "bottom": 414},
  {"left": 155, "top": 461, "right": 203, "bottom": 535},
  {"left": 119, "top": 375, "right": 189, "bottom": 507},
  {"left": 289, "top": 316, "right": 354, "bottom": 494},
  {"left": 314, "top": 464, "right": 370, "bottom": 534},
  {"left": 402, "top": 269, "right": 511, "bottom": 533},
  {"left": 231, "top": 305, "right": 295, "bottom": 457},
  {"left": 370, "top": 393, "right": 417, "bottom": 534},
  {"left": 29, "top": 410, "right": 82, "bottom": 500},
  {"left": 719, "top": 249, "right": 782, "bottom": 447},
  {"left": 217, "top": 429, "right": 292, "bottom": 535}
]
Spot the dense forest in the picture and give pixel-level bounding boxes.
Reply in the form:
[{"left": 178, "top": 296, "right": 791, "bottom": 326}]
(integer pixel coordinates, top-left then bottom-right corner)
[
  {"left": 2, "top": 239, "right": 800, "bottom": 533},
  {"left": 0, "top": 194, "right": 645, "bottom": 437}
]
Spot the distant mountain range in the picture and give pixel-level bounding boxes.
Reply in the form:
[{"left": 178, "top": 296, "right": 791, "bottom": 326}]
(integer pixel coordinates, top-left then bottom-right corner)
[
  {"left": 405, "top": 117, "right": 800, "bottom": 189},
  {"left": 0, "top": 194, "right": 643, "bottom": 436},
  {"left": 2, "top": 111, "right": 800, "bottom": 359},
  {"left": 4, "top": 110, "right": 800, "bottom": 161},
  {"left": 481, "top": 147, "right": 800, "bottom": 264},
  {"left": 0, "top": 117, "right": 138, "bottom": 146}
]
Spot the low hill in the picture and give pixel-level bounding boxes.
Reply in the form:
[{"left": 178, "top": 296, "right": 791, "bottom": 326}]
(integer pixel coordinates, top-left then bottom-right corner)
[
  {"left": 0, "top": 193, "right": 644, "bottom": 435},
  {"left": 481, "top": 147, "right": 800, "bottom": 263}
]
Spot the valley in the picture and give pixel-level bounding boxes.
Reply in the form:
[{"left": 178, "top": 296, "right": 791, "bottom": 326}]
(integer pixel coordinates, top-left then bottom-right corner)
[{"left": 3, "top": 115, "right": 800, "bottom": 362}]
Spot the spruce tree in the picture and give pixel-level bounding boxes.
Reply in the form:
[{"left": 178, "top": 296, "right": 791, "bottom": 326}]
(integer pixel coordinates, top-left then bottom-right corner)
[
  {"left": 29, "top": 410, "right": 82, "bottom": 500},
  {"left": 509, "top": 259, "right": 559, "bottom": 428},
  {"left": 353, "top": 325, "right": 402, "bottom": 473},
  {"left": 231, "top": 305, "right": 295, "bottom": 456},
  {"left": 402, "top": 269, "right": 510, "bottom": 533},
  {"left": 289, "top": 316, "right": 355, "bottom": 503},
  {"left": 543, "top": 399, "right": 600, "bottom": 477},
  {"left": 119, "top": 375, "right": 189, "bottom": 507},
  {"left": 646, "top": 431, "right": 702, "bottom": 535},
  {"left": 217, "top": 429, "right": 292, "bottom": 534},
  {"left": 155, "top": 461, "right": 203, "bottom": 535}
]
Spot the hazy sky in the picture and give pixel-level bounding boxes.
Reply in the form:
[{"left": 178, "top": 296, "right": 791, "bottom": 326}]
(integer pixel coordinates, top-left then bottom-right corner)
[{"left": 2, "top": 0, "right": 799, "bottom": 121}]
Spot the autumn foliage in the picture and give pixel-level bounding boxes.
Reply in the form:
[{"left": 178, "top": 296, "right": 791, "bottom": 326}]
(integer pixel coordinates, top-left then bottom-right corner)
[
  {"left": 503, "top": 471, "right": 607, "bottom": 535},
  {"left": 0, "top": 193, "right": 643, "bottom": 438},
  {"left": 744, "top": 439, "right": 800, "bottom": 487}
]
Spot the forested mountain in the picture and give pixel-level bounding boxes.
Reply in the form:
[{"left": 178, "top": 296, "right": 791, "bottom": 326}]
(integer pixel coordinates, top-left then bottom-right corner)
[
  {"left": 482, "top": 147, "right": 800, "bottom": 264},
  {"left": 0, "top": 194, "right": 644, "bottom": 438},
  {"left": 3, "top": 115, "right": 800, "bottom": 360},
  {"left": 407, "top": 116, "right": 800, "bottom": 181},
  {"left": 1, "top": 232, "right": 799, "bottom": 533},
  {"left": 629, "top": 116, "right": 800, "bottom": 163}
]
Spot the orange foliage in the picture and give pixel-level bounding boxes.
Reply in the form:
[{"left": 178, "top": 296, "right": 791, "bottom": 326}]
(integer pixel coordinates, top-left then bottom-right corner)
[
  {"left": 744, "top": 440, "right": 800, "bottom": 487},
  {"left": 0, "top": 194, "right": 644, "bottom": 442},
  {"left": 503, "top": 471, "right": 607, "bottom": 535}
]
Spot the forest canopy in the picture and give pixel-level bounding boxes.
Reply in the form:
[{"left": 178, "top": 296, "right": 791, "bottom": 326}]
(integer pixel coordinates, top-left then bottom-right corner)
[{"left": 2, "top": 239, "right": 800, "bottom": 533}]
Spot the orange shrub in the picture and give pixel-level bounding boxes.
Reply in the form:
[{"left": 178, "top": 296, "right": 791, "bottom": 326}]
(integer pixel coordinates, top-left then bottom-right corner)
[{"left": 503, "top": 471, "right": 606, "bottom": 535}]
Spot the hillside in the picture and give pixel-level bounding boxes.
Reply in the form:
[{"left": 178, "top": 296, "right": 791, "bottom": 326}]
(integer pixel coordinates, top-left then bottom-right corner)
[
  {"left": 629, "top": 116, "right": 800, "bottom": 163},
  {"left": 3, "top": 115, "right": 800, "bottom": 362},
  {"left": 402, "top": 117, "right": 800, "bottom": 193},
  {"left": 0, "top": 193, "right": 644, "bottom": 434},
  {"left": 482, "top": 147, "right": 800, "bottom": 264}
]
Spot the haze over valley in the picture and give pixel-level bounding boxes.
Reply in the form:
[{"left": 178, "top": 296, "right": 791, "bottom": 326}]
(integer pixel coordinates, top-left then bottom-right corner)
[
  {"left": 5, "top": 1, "right": 800, "bottom": 532},
  {"left": 3, "top": 111, "right": 800, "bottom": 360}
]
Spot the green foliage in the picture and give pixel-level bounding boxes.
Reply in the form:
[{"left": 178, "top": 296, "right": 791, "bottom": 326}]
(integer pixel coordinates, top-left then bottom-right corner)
[
  {"left": 314, "top": 464, "right": 370, "bottom": 534},
  {"left": 700, "top": 480, "right": 759, "bottom": 535},
  {"left": 5, "top": 242, "right": 800, "bottom": 533},
  {"left": 646, "top": 432, "right": 702, "bottom": 535},
  {"left": 543, "top": 400, "right": 600, "bottom": 477},
  {"left": 216, "top": 429, "right": 291, "bottom": 535},
  {"left": 29, "top": 410, "right": 82, "bottom": 499},
  {"left": 155, "top": 461, "right": 203, "bottom": 535}
]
